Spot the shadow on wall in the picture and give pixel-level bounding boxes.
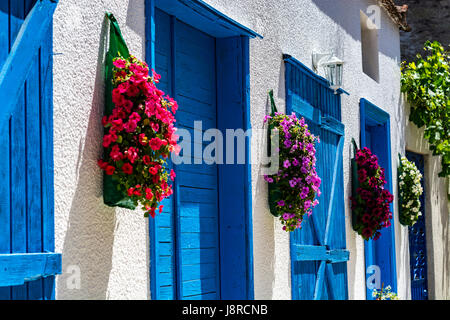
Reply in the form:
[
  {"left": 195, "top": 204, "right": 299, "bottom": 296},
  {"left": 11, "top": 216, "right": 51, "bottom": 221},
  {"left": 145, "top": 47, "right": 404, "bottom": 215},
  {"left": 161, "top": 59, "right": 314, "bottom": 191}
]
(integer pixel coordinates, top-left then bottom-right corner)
[
  {"left": 311, "top": 0, "right": 400, "bottom": 61},
  {"left": 126, "top": 0, "right": 145, "bottom": 41},
  {"left": 396, "top": 93, "right": 410, "bottom": 299},
  {"left": 428, "top": 156, "right": 450, "bottom": 299},
  {"left": 345, "top": 137, "right": 360, "bottom": 299},
  {"left": 252, "top": 90, "right": 279, "bottom": 299},
  {"left": 57, "top": 15, "right": 117, "bottom": 300}
]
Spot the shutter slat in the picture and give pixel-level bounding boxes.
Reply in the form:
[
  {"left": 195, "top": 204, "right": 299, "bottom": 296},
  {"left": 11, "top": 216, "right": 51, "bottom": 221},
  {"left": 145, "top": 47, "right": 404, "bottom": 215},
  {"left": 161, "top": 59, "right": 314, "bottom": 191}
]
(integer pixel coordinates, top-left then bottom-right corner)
[
  {"left": 292, "top": 245, "right": 349, "bottom": 263},
  {"left": 324, "top": 135, "right": 344, "bottom": 245},
  {"left": 9, "top": 0, "right": 28, "bottom": 300},
  {"left": 0, "top": 253, "right": 62, "bottom": 287},
  {"left": 0, "top": 0, "right": 57, "bottom": 124},
  {"left": 313, "top": 261, "right": 326, "bottom": 300}
]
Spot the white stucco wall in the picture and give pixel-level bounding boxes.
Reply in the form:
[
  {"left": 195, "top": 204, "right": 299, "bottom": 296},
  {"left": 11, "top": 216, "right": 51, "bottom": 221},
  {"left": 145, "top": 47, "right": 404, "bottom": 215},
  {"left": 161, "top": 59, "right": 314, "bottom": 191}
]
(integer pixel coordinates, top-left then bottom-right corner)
[
  {"left": 51, "top": 0, "right": 448, "bottom": 300},
  {"left": 53, "top": 0, "right": 149, "bottom": 299}
]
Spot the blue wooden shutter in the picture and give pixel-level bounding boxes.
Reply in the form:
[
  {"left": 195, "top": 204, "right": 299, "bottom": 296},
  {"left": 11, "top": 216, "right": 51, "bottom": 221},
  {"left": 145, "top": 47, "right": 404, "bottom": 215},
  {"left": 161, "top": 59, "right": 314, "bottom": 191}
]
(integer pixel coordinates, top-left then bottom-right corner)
[
  {"left": 285, "top": 55, "right": 349, "bottom": 300},
  {"left": 0, "top": 0, "right": 61, "bottom": 299}
]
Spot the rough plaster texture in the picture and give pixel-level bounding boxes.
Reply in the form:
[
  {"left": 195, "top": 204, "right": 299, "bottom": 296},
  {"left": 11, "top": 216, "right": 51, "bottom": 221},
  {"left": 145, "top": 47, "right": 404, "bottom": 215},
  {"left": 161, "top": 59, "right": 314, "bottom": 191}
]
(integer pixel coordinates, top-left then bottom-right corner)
[
  {"left": 51, "top": 0, "right": 448, "bottom": 300},
  {"left": 404, "top": 100, "right": 450, "bottom": 300},
  {"left": 53, "top": 0, "right": 149, "bottom": 299}
]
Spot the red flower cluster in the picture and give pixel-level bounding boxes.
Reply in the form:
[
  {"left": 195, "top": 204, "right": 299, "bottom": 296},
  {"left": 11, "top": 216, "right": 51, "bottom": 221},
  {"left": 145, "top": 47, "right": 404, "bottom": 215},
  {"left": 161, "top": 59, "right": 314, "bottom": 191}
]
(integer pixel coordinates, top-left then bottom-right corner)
[
  {"left": 98, "top": 55, "right": 180, "bottom": 218},
  {"left": 350, "top": 147, "right": 394, "bottom": 240}
]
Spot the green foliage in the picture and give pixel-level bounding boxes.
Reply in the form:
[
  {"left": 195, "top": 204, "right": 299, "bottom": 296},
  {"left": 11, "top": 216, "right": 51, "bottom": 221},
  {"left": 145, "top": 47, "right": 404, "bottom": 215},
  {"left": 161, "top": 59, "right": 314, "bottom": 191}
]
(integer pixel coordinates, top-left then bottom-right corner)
[{"left": 401, "top": 41, "right": 450, "bottom": 177}]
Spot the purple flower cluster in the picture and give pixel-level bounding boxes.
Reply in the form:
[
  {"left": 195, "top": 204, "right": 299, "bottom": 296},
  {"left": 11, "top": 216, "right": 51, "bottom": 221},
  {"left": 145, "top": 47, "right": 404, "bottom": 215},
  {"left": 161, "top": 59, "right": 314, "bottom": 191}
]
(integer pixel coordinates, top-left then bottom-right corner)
[{"left": 264, "top": 112, "right": 321, "bottom": 232}]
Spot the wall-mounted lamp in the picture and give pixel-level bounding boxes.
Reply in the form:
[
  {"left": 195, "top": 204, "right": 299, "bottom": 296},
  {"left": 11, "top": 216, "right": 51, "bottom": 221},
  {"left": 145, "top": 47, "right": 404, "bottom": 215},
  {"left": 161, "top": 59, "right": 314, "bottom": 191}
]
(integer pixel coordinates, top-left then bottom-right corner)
[{"left": 312, "top": 52, "right": 344, "bottom": 94}]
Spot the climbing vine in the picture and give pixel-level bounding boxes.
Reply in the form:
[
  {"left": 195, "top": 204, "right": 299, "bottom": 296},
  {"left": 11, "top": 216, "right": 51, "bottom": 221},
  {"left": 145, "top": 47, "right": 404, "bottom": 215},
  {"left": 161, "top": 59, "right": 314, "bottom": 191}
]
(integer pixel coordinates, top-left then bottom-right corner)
[{"left": 401, "top": 41, "right": 449, "bottom": 178}]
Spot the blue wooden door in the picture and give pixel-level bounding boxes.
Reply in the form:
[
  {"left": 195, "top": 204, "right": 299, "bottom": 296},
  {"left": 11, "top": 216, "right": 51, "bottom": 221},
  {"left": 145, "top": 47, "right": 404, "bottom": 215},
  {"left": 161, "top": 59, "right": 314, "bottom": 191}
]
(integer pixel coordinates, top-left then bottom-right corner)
[
  {"left": 152, "top": 9, "right": 220, "bottom": 300},
  {"left": 285, "top": 55, "right": 349, "bottom": 300},
  {"left": 405, "top": 151, "right": 428, "bottom": 300},
  {"left": 360, "top": 98, "right": 397, "bottom": 299},
  {"left": 0, "top": 0, "right": 61, "bottom": 299}
]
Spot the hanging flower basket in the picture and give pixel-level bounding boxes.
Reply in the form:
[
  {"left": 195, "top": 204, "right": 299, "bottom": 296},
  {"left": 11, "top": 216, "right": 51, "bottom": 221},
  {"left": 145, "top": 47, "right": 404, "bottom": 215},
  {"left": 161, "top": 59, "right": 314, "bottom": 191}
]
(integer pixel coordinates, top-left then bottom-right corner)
[
  {"left": 264, "top": 90, "right": 321, "bottom": 232},
  {"left": 350, "top": 139, "right": 394, "bottom": 240},
  {"left": 98, "top": 13, "right": 179, "bottom": 218},
  {"left": 398, "top": 154, "right": 423, "bottom": 227}
]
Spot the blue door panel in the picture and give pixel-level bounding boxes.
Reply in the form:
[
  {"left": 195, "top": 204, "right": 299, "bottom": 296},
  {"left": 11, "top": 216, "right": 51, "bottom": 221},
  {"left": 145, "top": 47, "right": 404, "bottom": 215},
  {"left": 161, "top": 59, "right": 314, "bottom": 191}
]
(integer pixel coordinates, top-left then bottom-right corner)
[
  {"left": 174, "top": 16, "right": 220, "bottom": 300},
  {"left": 0, "top": 0, "right": 57, "bottom": 300},
  {"left": 153, "top": 8, "right": 220, "bottom": 300},
  {"left": 405, "top": 151, "right": 428, "bottom": 300}
]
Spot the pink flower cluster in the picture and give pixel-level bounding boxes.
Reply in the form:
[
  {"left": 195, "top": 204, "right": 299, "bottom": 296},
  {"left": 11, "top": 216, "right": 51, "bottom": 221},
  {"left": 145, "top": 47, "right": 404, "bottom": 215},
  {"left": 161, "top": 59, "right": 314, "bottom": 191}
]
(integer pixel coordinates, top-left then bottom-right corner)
[
  {"left": 350, "top": 147, "right": 394, "bottom": 240},
  {"left": 98, "top": 55, "right": 179, "bottom": 218},
  {"left": 264, "top": 112, "right": 321, "bottom": 232}
]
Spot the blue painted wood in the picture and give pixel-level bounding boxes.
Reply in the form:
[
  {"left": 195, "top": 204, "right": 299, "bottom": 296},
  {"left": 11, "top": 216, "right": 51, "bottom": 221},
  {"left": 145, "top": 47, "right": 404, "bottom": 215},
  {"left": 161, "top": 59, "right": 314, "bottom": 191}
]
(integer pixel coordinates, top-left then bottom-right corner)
[
  {"left": 26, "top": 46, "right": 45, "bottom": 300},
  {"left": 216, "top": 36, "right": 254, "bottom": 300},
  {"left": 288, "top": 93, "right": 322, "bottom": 124},
  {"left": 176, "top": 17, "right": 220, "bottom": 300},
  {"left": 286, "top": 56, "right": 349, "bottom": 300},
  {"left": 0, "top": 0, "right": 58, "bottom": 300},
  {"left": 292, "top": 245, "right": 350, "bottom": 263},
  {"left": 152, "top": 8, "right": 220, "bottom": 300},
  {"left": 148, "top": 5, "right": 175, "bottom": 300},
  {"left": 0, "top": 253, "right": 61, "bottom": 287},
  {"left": 0, "top": 0, "right": 57, "bottom": 125},
  {"left": 360, "top": 98, "right": 397, "bottom": 300},
  {"left": 283, "top": 54, "right": 349, "bottom": 97},
  {"left": 241, "top": 36, "right": 254, "bottom": 300},
  {"left": 313, "top": 261, "right": 326, "bottom": 300},
  {"left": 405, "top": 151, "right": 428, "bottom": 300},
  {"left": 40, "top": 18, "right": 57, "bottom": 300},
  {"left": 148, "top": 3, "right": 254, "bottom": 299},
  {"left": 9, "top": 0, "right": 28, "bottom": 300},
  {"left": 0, "top": 2, "right": 10, "bottom": 293},
  {"left": 154, "top": 0, "right": 262, "bottom": 39}
]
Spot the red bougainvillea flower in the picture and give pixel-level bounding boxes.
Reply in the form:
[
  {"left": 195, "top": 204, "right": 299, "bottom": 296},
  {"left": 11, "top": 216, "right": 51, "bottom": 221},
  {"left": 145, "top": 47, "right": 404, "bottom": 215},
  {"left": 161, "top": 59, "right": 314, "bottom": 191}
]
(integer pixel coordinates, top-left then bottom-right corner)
[
  {"left": 105, "top": 165, "right": 115, "bottom": 176},
  {"left": 113, "top": 58, "right": 126, "bottom": 69},
  {"left": 98, "top": 55, "right": 179, "bottom": 218},
  {"left": 350, "top": 147, "right": 394, "bottom": 241}
]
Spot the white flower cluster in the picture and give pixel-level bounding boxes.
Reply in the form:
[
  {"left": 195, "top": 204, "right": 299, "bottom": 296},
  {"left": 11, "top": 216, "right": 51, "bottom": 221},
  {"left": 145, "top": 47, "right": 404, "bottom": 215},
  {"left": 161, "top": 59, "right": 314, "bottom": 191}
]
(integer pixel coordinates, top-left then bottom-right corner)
[
  {"left": 372, "top": 285, "right": 399, "bottom": 300},
  {"left": 399, "top": 156, "right": 423, "bottom": 226}
]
